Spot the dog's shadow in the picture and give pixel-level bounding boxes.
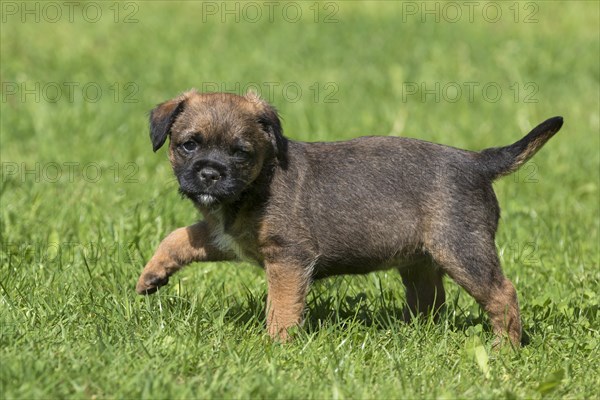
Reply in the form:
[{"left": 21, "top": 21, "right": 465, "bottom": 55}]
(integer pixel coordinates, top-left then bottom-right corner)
[{"left": 221, "top": 287, "right": 532, "bottom": 345}]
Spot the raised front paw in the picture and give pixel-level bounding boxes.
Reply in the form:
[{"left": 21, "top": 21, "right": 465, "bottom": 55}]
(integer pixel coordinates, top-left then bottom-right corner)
[{"left": 136, "top": 268, "right": 170, "bottom": 295}]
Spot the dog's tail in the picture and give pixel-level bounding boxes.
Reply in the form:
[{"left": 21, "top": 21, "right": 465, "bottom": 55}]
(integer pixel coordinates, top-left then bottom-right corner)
[{"left": 479, "top": 116, "right": 563, "bottom": 180}]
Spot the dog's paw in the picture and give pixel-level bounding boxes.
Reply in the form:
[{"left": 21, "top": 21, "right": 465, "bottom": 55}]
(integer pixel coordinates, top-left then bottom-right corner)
[{"left": 135, "top": 272, "right": 169, "bottom": 295}]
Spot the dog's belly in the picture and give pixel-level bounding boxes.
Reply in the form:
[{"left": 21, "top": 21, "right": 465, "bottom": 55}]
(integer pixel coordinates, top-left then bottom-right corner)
[{"left": 312, "top": 253, "right": 428, "bottom": 279}]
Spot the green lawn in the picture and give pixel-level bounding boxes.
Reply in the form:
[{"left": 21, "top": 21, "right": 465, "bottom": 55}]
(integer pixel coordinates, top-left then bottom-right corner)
[{"left": 1, "top": 1, "right": 599, "bottom": 399}]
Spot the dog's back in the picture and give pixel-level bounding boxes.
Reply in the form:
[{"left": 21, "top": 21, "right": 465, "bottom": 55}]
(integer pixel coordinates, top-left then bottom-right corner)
[{"left": 267, "top": 117, "right": 563, "bottom": 277}]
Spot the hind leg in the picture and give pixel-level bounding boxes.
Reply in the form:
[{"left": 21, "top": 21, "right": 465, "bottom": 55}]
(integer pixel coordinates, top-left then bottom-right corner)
[
  {"left": 428, "top": 237, "right": 521, "bottom": 347},
  {"left": 400, "top": 262, "right": 446, "bottom": 321},
  {"left": 484, "top": 278, "right": 520, "bottom": 347}
]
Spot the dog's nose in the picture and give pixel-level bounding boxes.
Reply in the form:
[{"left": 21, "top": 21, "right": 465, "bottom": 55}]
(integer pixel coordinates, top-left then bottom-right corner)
[{"left": 199, "top": 167, "right": 222, "bottom": 184}]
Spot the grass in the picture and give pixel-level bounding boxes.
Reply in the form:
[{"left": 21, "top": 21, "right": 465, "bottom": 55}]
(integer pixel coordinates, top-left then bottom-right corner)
[{"left": 1, "top": 1, "right": 599, "bottom": 399}]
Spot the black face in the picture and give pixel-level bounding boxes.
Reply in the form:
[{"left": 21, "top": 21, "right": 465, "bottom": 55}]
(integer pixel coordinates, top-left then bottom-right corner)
[{"left": 172, "top": 133, "right": 260, "bottom": 208}]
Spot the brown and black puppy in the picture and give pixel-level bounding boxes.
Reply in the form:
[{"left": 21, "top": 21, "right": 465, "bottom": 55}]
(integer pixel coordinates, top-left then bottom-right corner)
[{"left": 136, "top": 89, "right": 563, "bottom": 347}]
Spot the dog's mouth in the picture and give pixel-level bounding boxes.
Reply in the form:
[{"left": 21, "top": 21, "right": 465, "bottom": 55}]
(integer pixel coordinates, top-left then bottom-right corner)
[
  {"left": 178, "top": 184, "right": 245, "bottom": 208},
  {"left": 176, "top": 172, "right": 249, "bottom": 208},
  {"left": 178, "top": 188, "right": 221, "bottom": 207},
  {"left": 195, "top": 193, "right": 219, "bottom": 206}
]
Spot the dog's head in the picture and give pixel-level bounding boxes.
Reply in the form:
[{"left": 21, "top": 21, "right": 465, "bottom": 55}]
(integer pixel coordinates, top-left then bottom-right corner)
[{"left": 149, "top": 90, "right": 286, "bottom": 207}]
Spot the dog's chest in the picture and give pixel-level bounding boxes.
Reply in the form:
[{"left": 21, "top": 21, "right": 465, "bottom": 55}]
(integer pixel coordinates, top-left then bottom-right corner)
[
  {"left": 211, "top": 226, "right": 246, "bottom": 259},
  {"left": 207, "top": 209, "right": 252, "bottom": 261}
]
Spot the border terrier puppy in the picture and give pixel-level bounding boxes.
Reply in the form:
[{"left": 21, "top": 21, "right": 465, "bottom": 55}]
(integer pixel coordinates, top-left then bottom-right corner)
[{"left": 136, "top": 90, "right": 563, "bottom": 346}]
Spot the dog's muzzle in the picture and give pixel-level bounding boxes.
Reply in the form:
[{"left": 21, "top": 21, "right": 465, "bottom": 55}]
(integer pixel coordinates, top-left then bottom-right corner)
[{"left": 177, "top": 159, "right": 236, "bottom": 207}]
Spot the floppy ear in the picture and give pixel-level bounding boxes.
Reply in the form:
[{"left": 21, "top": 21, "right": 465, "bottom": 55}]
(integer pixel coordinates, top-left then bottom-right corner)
[
  {"left": 245, "top": 91, "right": 288, "bottom": 166},
  {"left": 149, "top": 93, "right": 190, "bottom": 152}
]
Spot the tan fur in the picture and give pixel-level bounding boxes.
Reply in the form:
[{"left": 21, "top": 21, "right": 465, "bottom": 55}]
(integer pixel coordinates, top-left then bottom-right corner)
[
  {"left": 265, "top": 262, "right": 311, "bottom": 341},
  {"left": 484, "top": 279, "right": 522, "bottom": 347},
  {"left": 136, "top": 222, "right": 233, "bottom": 294}
]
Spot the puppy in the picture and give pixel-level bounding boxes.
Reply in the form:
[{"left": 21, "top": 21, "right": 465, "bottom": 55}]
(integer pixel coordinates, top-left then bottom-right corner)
[{"left": 136, "top": 90, "right": 563, "bottom": 346}]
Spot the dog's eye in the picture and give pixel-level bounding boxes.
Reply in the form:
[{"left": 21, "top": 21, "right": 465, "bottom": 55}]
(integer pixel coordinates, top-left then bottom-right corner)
[
  {"left": 232, "top": 145, "right": 253, "bottom": 159},
  {"left": 180, "top": 141, "right": 198, "bottom": 153},
  {"left": 234, "top": 149, "right": 248, "bottom": 156}
]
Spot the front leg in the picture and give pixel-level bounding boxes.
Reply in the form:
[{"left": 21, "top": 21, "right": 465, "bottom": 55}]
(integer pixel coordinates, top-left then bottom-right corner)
[
  {"left": 265, "top": 261, "right": 311, "bottom": 341},
  {"left": 136, "top": 221, "right": 233, "bottom": 294}
]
